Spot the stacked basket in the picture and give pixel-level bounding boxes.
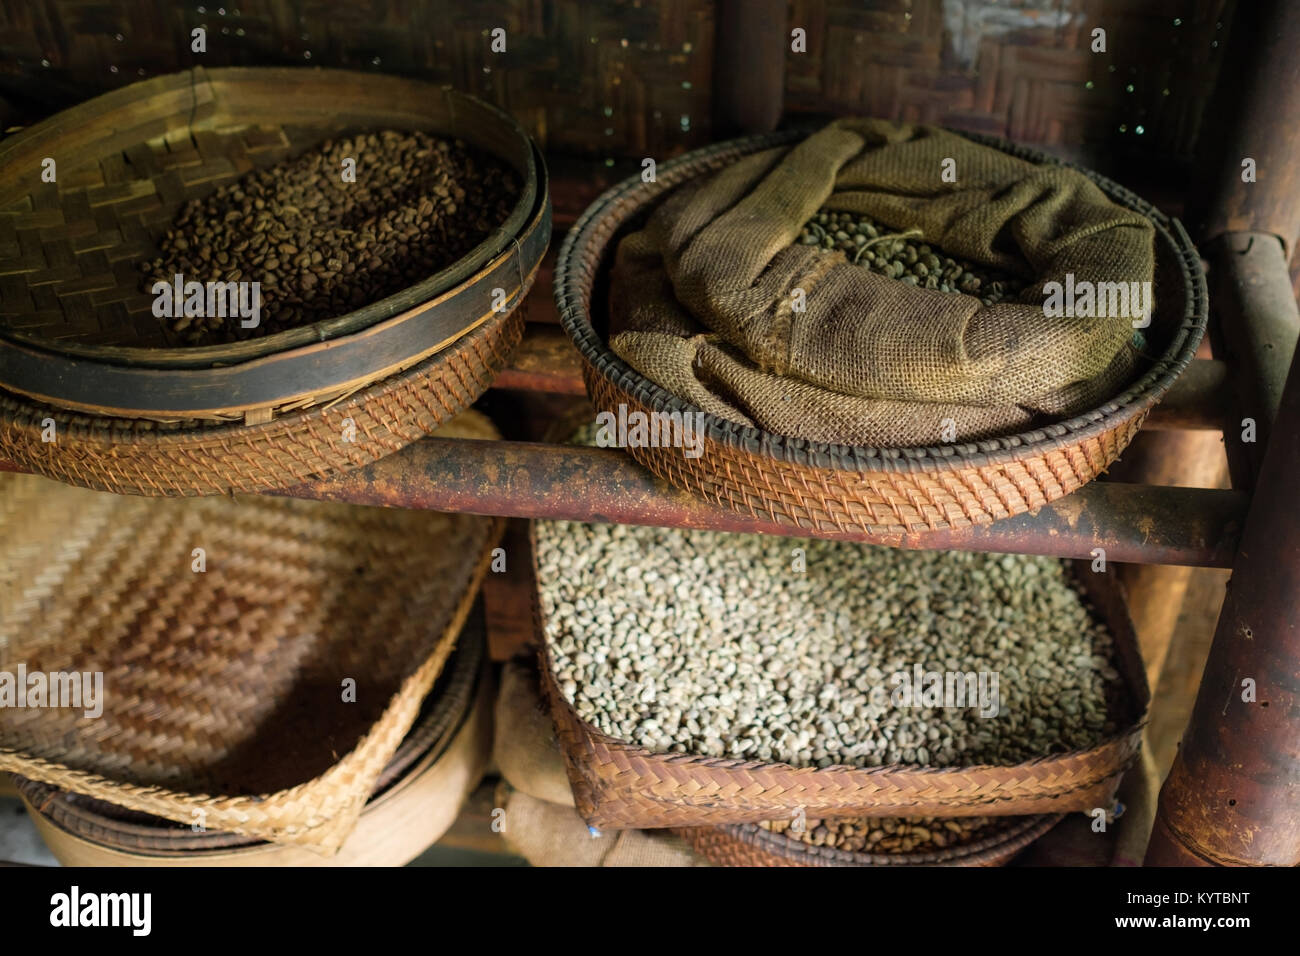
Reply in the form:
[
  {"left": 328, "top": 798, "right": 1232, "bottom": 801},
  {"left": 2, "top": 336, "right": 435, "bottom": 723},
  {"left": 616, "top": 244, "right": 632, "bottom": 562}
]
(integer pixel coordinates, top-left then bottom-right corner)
[
  {"left": 17, "top": 614, "right": 493, "bottom": 866},
  {"left": 513, "top": 408, "right": 1140, "bottom": 866},
  {"left": 535, "top": 548, "right": 1148, "bottom": 829},
  {"left": 532, "top": 123, "right": 1205, "bottom": 863},
  {"left": 681, "top": 816, "right": 1063, "bottom": 868},
  {"left": 530, "top": 510, "right": 1147, "bottom": 866},
  {"left": 0, "top": 67, "right": 550, "bottom": 496},
  {"left": 0, "top": 411, "right": 502, "bottom": 864}
]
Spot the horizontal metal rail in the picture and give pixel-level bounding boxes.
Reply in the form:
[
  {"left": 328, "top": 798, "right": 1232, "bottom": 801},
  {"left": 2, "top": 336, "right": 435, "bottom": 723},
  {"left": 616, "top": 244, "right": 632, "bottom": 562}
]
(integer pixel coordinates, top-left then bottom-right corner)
[
  {"left": 0, "top": 264, "right": 1232, "bottom": 564},
  {"left": 493, "top": 323, "right": 586, "bottom": 395},
  {"left": 267, "top": 437, "right": 1244, "bottom": 568},
  {"left": 0, "top": 327, "right": 1238, "bottom": 566}
]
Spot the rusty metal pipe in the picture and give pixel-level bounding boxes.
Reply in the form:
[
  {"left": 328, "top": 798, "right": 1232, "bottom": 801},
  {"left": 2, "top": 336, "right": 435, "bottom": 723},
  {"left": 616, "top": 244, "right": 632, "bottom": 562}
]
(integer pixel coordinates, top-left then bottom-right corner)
[
  {"left": 267, "top": 438, "right": 1244, "bottom": 567},
  {"left": 1206, "top": 233, "right": 1300, "bottom": 486},
  {"left": 1147, "top": 8, "right": 1300, "bottom": 863},
  {"left": 1146, "top": 346, "right": 1300, "bottom": 866}
]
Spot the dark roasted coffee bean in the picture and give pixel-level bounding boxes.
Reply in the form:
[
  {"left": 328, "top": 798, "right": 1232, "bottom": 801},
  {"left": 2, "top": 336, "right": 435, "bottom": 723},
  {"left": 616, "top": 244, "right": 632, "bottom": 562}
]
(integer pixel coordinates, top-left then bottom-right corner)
[{"left": 146, "top": 130, "right": 521, "bottom": 343}]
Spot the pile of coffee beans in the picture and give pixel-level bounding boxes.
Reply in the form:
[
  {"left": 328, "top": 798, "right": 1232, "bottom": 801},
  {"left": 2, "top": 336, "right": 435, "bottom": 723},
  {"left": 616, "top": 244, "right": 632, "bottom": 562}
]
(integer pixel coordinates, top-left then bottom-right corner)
[
  {"left": 761, "top": 814, "right": 999, "bottom": 855},
  {"left": 798, "top": 210, "right": 1024, "bottom": 306},
  {"left": 143, "top": 130, "right": 520, "bottom": 344},
  {"left": 538, "top": 518, "right": 1123, "bottom": 770}
]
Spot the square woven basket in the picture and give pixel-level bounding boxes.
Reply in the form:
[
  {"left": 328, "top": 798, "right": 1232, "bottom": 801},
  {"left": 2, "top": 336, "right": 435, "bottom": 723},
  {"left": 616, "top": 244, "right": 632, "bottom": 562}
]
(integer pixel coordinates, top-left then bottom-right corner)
[
  {"left": 0, "top": 411, "right": 503, "bottom": 853},
  {"left": 533, "top": 531, "right": 1149, "bottom": 830}
]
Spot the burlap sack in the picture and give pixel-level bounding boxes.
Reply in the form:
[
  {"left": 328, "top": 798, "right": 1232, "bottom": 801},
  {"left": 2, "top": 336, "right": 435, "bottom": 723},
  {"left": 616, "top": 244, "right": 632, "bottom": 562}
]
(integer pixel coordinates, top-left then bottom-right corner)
[
  {"left": 493, "top": 657, "right": 576, "bottom": 807},
  {"left": 500, "top": 785, "right": 711, "bottom": 867},
  {"left": 611, "top": 119, "right": 1156, "bottom": 445}
]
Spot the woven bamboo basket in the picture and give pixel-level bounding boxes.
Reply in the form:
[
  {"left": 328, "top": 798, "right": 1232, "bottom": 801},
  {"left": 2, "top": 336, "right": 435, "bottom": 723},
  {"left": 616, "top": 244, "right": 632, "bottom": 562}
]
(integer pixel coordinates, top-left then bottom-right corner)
[
  {"left": 16, "top": 618, "right": 493, "bottom": 867},
  {"left": 680, "top": 813, "right": 1063, "bottom": 867},
  {"left": 534, "top": 532, "right": 1149, "bottom": 830},
  {"left": 553, "top": 128, "right": 1207, "bottom": 535},
  {"left": 0, "top": 410, "right": 503, "bottom": 853},
  {"left": 0, "top": 66, "right": 550, "bottom": 495}
]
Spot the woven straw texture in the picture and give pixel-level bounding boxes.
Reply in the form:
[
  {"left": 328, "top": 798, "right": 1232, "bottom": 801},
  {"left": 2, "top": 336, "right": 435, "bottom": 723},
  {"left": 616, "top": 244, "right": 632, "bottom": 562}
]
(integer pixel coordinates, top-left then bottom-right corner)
[
  {"left": 0, "top": 68, "right": 535, "bottom": 360},
  {"left": 0, "top": 304, "right": 524, "bottom": 497},
  {"left": 0, "top": 3, "right": 1231, "bottom": 164},
  {"left": 680, "top": 814, "right": 1062, "bottom": 868},
  {"left": 17, "top": 648, "right": 494, "bottom": 867},
  {"left": 0, "top": 411, "right": 502, "bottom": 853},
  {"left": 15, "top": 605, "right": 486, "bottom": 853},
  {"left": 0, "top": 67, "right": 546, "bottom": 496},
  {"left": 535, "top": 541, "right": 1149, "bottom": 830},
  {"left": 555, "top": 129, "right": 1206, "bottom": 535}
]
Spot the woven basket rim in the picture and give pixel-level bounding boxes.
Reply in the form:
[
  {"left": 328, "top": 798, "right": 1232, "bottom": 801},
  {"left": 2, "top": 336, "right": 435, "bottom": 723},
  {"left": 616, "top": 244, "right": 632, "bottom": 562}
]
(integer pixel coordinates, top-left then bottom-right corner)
[
  {"left": 0, "top": 277, "right": 527, "bottom": 496},
  {"left": 0, "top": 251, "right": 536, "bottom": 433},
  {"left": 0, "top": 141, "right": 550, "bottom": 421},
  {"left": 542, "top": 647, "right": 1144, "bottom": 784},
  {"left": 0, "top": 243, "right": 543, "bottom": 429},
  {"left": 17, "top": 661, "right": 494, "bottom": 865},
  {"left": 553, "top": 125, "right": 1208, "bottom": 475},
  {"left": 0, "top": 66, "right": 538, "bottom": 371},
  {"left": 531, "top": 517, "right": 1149, "bottom": 822},
  {"left": 14, "top": 616, "right": 487, "bottom": 852},
  {"left": 0, "top": 498, "right": 505, "bottom": 850},
  {"left": 705, "top": 811, "right": 1063, "bottom": 866}
]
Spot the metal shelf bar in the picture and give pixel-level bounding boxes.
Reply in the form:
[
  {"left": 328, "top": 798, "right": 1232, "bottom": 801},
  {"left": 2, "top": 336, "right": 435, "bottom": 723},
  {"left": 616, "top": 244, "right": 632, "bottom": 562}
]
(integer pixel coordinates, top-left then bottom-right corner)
[
  {"left": 265, "top": 437, "right": 1245, "bottom": 568},
  {"left": 1147, "top": 0, "right": 1300, "bottom": 867}
]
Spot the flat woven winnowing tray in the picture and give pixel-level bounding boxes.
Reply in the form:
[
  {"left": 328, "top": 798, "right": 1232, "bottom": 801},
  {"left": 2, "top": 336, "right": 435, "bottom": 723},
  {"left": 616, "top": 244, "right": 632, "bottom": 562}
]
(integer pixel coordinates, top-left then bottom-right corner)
[{"left": 0, "top": 410, "right": 502, "bottom": 854}]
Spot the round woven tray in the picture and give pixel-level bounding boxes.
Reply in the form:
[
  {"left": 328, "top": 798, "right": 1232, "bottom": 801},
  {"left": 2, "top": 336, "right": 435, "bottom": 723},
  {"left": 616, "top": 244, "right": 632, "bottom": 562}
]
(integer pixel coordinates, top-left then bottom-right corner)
[
  {"left": 0, "top": 67, "right": 550, "bottom": 496},
  {"left": 533, "top": 529, "right": 1150, "bottom": 830},
  {"left": 681, "top": 814, "right": 1063, "bottom": 867},
  {"left": 553, "top": 128, "right": 1207, "bottom": 535},
  {"left": 0, "top": 415, "right": 503, "bottom": 853},
  {"left": 0, "top": 301, "right": 526, "bottom": 496},
  {"left": 17, "top": 620, "right": 493, "bottom": 866}
]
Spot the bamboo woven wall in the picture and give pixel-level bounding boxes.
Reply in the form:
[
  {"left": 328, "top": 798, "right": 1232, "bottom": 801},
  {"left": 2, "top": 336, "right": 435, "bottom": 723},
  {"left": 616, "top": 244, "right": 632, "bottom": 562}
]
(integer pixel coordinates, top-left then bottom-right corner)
[
  {"left": 0, "top": 1, "right": 715, "bottom": 158},
  {"left": 0, "top": 1, "right": 1234, "bottom": 166},
  {"left": 787, "top": 0, "right": 1234, "bottom": 163}
]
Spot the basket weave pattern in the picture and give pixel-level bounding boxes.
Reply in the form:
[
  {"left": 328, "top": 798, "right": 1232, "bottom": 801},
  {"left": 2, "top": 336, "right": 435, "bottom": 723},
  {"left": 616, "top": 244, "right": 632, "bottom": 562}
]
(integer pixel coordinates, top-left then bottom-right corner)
[
  {"left": 534, "top": 536, "right": 1149, "bottom": 830},
  {"left": 680, "top": 813, "right": 1063, "bottom": 867},
  {"left": 585, "top": 371, "right": 1141, "bottom": 534},
  {"left": 0, "top": 69, "right": 539, "bottom": 364},
  {"left": 19, "top": 662, "right": 496, "bottom": 867},
  {"left": 0, "top": 431, "right": 502, "bottom": 852},
  {"left": 543, "top": 660, "right": 1139, "bottom": 829},
  {"left": 554, "top": 130, "right": 1206, "bottom": 535},
  {"left": 1, "top": 121, "right": 342, "bottom": 348},
  {"left": 0, "top": 68, "right": 544, "bottom": 496},
  {"left": 14, "top": 610, "right": 486, "bottom": 853},
  {"left": 0, "top": 305, "right": 524, "bottom": 496}
]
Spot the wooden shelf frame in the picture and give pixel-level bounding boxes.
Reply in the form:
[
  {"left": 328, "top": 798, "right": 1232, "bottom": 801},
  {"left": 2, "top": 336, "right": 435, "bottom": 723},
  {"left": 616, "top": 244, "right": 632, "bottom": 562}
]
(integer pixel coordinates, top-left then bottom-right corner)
[
  {"left": 1, "top": 0, "right": 1297, "bottom": 870},
  {"left": 0, "top": 311, "right": 1243, "bottom": 569}
]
